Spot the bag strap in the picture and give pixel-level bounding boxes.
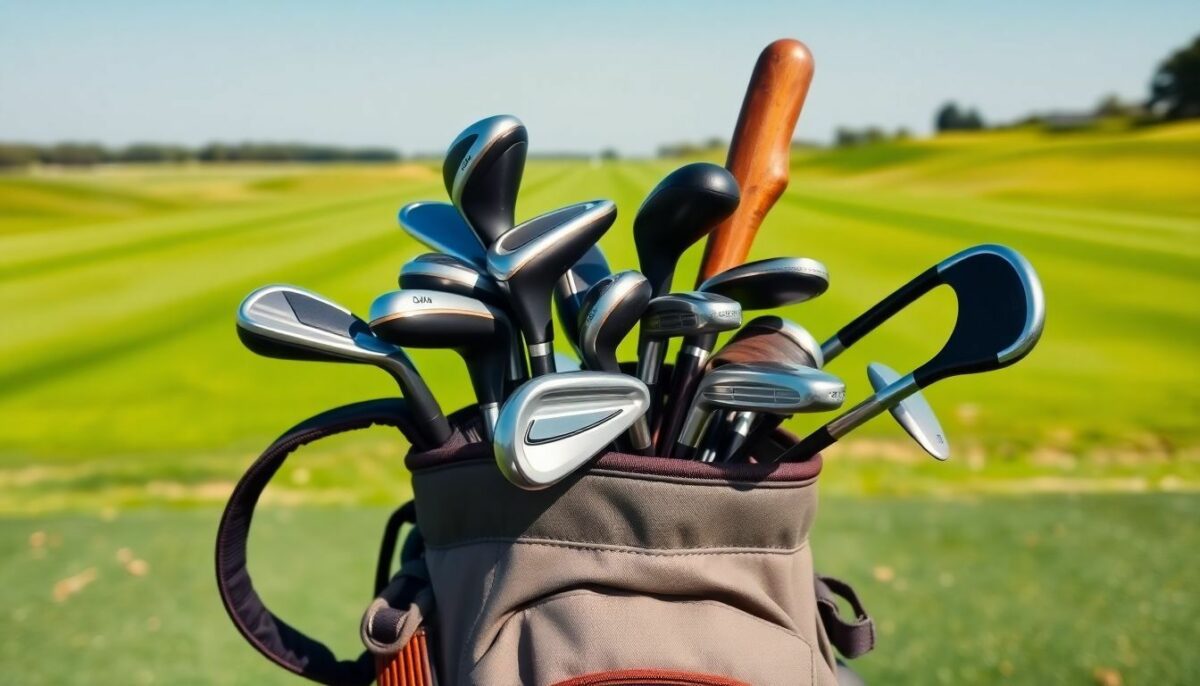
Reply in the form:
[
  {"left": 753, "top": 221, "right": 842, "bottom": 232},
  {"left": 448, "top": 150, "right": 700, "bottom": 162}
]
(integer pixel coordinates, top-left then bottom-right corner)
[
  {"left": 215, "top": 398, "right": 425, "bottom": 686},
  {"left": 815, "top": 574, "right": 876, "bottom": 659}
]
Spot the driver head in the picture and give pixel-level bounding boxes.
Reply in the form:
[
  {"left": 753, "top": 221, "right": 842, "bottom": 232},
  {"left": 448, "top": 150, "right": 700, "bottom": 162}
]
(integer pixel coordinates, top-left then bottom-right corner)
[
  {"left": 634, "top": 162, "right": 740, "bottom": 297},
  {"left": 443, "top": 115, "right": 528, "bottom": 246},
  {"left": 487, "top": 199, "right": 617, "bottom": 375},
  {"left": 398, "top": 201, "right": 487, "bottom": 269},
  {"left": 494, "top": 372, "right": 650, "bottom": 490},
  {"left": 699, "top": 257, "right": 829, "bottom": 310},
  {"left": 673, "top": 362, "right": 845, "bottom": 458}
]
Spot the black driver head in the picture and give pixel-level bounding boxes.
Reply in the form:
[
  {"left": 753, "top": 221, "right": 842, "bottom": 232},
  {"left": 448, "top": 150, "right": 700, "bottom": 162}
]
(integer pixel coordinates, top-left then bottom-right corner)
[
  {"left": 443, "top": 115, "right": 528, "bottom": 247},
  {"left": 634, "top": 163, "right": 740, "bottom": 297}
]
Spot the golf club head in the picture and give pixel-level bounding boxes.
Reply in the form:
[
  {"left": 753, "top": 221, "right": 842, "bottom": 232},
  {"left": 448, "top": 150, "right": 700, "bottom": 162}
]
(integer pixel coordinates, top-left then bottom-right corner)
[
  {"left": 398, "top": 201, "right": 487, "bottom": 270},
  {"left": 636, "top": 291, "right": 743, "bottom": 384},
  {"left": 782, "top": 245, "right": 1045, "bottom": 461},
  {"left": 399, "top": 253, "right": 507, "bottom": 308},
  {"left": 867, "top": 361, "right": 949, "bottom": 461},
  {"left": 494, "top": 372, "right": 651, "bottom": 490},
  {"left": 722, "top": 315, "right": 824, "bottom": 368},
  {"left": 699, "top": 257, "right": 829, "bottom": 309},
  {"left": 368, "top": 289, "right": 515, "bottom": 434},
  {"left": 555, "top": 245, "right": 612, "bottom": 354},
  {"left": 444, "top": 115, "right": 528, "bottom": 246},
  {"left": 634, "top": 162, "right": 740, "bottom": 297},
  {"left": 487, "top": 199, "right": 618, "bottom": 375},
  {"left": 236, "top": 284, "right": 449, "bottom": 447},
  {"left": 577, "top": 270, "right": 652, "bottom": 373},
  {"left": 822, "top": 244, "right": 1045, "bottom": 365},
  {"left": 673, "top": 362, "right": 845, "bottom": 459}
]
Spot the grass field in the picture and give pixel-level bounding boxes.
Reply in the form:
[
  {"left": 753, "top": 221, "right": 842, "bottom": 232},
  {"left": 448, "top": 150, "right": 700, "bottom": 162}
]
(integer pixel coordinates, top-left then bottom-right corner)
[{"left": 1, "top": 122, "right": 1197, "bottom": 683}]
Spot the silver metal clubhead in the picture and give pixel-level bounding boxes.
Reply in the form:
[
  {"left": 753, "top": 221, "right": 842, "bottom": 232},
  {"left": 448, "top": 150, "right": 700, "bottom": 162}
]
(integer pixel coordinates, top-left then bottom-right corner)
[
  {"left": 674, "top": 362, "right": 845, "bottom": 459},
  {"left": 397, "top": 201, "right": 487, "bottom": 269},
  {"left": 867, "top": 362, "right": 949, "bottom": 460},
  {"left": 494, "top": 372, "right": 650, "bottom": 490},
  {"left": 699, "top": 257, "right": 829, "bottom": 309},
  {"left": 637, "top": 291, "right": 742, "bottom": 385}
]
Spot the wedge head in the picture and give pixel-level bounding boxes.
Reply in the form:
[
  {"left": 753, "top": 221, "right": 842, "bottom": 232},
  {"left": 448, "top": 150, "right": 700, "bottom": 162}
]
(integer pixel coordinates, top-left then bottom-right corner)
[{"left": 868, "top": 361, "right": 950, "bottom": 460}]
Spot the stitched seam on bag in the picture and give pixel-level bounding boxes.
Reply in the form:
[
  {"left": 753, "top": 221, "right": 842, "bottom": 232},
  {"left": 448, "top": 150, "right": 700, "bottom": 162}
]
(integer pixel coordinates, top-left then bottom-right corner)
[
  {"left": 427, "top": 537, "right": 811, "bottom": 556},
  {"left": 413, "top": 459, "right": 819, "bottom": 488},
  {"left": 516, "top": 589, "right": 815, "bottom": 648}
]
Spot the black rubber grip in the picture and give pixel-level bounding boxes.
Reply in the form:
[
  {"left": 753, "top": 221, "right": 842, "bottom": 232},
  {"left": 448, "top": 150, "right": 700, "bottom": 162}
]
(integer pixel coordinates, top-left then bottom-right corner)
[
  {"left": 774, "top": 425, "right": 835, "bottom": 462},
  {"left": 836, "top": 267, "right": 938, "bottom": 349}
]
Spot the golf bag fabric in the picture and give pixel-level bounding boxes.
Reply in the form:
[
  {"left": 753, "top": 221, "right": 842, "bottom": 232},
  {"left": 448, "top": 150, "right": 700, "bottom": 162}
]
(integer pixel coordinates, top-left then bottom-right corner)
[{"left": 216, "top": 403, "right": 874, "bottom": 686}]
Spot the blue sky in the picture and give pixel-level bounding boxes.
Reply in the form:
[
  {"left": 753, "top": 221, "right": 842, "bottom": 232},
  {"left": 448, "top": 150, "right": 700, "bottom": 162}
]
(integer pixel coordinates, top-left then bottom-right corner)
[{"left": 1, "top": 1, "right": 1196, "bottom": 154}]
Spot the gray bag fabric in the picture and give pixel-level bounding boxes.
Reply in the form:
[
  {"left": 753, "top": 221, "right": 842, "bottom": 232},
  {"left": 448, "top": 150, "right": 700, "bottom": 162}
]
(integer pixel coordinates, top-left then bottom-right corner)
[{"left": 363, "top": 411, "right": 875, "bottom": 686}]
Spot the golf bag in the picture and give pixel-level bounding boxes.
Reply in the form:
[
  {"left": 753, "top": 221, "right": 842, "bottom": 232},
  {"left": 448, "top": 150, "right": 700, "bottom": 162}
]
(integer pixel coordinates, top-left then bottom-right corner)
[{"left": 216, "top": 398, "right": 875, "bottom": 686}]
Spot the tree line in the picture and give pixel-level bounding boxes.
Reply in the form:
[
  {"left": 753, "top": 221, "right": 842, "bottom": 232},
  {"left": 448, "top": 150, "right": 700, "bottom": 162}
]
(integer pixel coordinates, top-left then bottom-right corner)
[{"left": 0, "top": 141, "right": 401, "bottom": 168}]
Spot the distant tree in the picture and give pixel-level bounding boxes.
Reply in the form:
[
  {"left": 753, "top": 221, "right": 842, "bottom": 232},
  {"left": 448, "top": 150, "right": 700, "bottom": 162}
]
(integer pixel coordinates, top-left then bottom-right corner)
[
  {"left": 120, "top": 143, "right": 192, "bottom": 163},
  {"left": 599, "top": 148, "right": 619, "bottom": 161},
  {"left": 42, "top": 142, "right": 110, "bottom": 166},
  {"left": 0, "top": 143, "right": 41, "bottom": 168},
  {"left": 1094, "top": 94, "right": 1133, "bottom": 118},
  {"left": 894, "top": 127, "right": 913, "bottom": 140},
  {"left": 935, "top": 102, "right": 985, "bottom": 132},
  {"left": 1148, "top": 35, "right": 1200, "bottom": 120},
  {"left": 703, "top": 137, "right": 725, "bottom": 150}
]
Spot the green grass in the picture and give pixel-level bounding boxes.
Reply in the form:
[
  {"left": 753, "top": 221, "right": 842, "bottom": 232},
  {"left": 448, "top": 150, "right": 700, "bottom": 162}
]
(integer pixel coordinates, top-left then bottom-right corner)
[
  {"left": 0, "top": 123, "right": 1197, "bottom": 683},
  {"left": 2, "top": 494, "right": 1194, "bottom": 684}
]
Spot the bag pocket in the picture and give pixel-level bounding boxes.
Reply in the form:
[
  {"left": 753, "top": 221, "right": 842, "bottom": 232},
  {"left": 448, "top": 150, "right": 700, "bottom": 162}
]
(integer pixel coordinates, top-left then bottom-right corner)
[{"left": 472, "top": 589, "right": 823, "bottom": 686}]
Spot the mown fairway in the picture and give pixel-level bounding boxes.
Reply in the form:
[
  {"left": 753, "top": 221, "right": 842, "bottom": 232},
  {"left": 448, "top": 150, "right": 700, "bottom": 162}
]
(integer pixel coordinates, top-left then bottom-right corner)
[{"left": 1, "top": 122, "right": 1197, "bottom": 683}]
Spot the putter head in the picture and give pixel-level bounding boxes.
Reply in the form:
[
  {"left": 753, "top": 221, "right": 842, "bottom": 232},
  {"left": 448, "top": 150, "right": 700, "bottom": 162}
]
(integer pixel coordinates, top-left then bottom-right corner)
[
  {"left": 868, "top": 362, "right": 949, "bottom": 460},
  {"left": 577, "top": 270, "right": 652, "bottom": 373},
  {"left": 398, "top": 201, "right": 487, "bottom": 269},
  {"left": 556, "top": 245, "right": 612, "bottom": 353},
  {"left": 634, "top": 162, "right": 740, "bottom": 296},
  {"left": 494, "top": 372, "right": 650, "bottom": 489},
  {"left": 487, "top": 199, "right": 617, "bottom": 371},
  {"left": 677, "top": 362, "right": 845, "bottom": 452},
  {"left": 727, "top": 315, "right": 824, "bottom": 368},
  {"left": 399, "top": 252, "right": 507, "bottom": 309},
  {"left": 699, "top": 257, "right": 829, "bottom": 309},
  {"left": 444, "top": 115, "right": 528, "bottom": 246}
]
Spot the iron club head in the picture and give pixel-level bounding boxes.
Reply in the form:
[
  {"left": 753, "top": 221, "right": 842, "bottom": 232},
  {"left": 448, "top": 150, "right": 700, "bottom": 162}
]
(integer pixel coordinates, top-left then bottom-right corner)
[{"left": 867, "top": 361, "right": 950, "bottom": 461}]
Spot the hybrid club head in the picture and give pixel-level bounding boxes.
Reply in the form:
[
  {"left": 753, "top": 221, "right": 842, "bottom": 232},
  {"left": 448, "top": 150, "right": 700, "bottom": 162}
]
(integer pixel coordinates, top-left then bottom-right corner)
[
  {"left": 399, "top": 252, "right": 529, "bottom": 384},
  {"left": 368, "top": 290, "right": 516, "bottom": 438},
  {"left": 781, "top": 244, "right": 1045, "bottom": 462},
  {"left": 443, "top": 115, "right": 528, "bottom": 246},
  {"left": 671, "top": 362, "right": 845, "bottom": 461},
  {"left": 868, "top": 361, "right": 949, "bottom": 461},
  {"left": 555, "top": 245, "right": 612, "bottom": 355},
  {"left": 634, "top": 162, "right": 740, "bottom": 297},
  {"left": 577, "top": 270, "right": 654, "bottom": 453},
  {"left": 398, "top": 201, "right": 487, "bottom": 270},
  {"left": 487, "top": 199, "right": 617, "bottom": 376},
  {"left": 494, "top": 372, "right": 651, "bottom": 490},
  {"left": 698, "top": 257, "right": 829, "bottom": 309},
  {"left": 236, "top": 285, "right": 450, "bottom": 448}
]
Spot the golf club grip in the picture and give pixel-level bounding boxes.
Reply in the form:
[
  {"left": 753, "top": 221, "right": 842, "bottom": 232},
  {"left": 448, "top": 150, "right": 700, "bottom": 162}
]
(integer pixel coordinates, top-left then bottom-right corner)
[
  {"left": 697, "top": 39, "right": 814, "bottom": 284},
  {"left": 774, "top": 425, "right": 834, "bottom": 462},
  {"left": 834, "top": 267, "right": 939, "bottom": 350}
]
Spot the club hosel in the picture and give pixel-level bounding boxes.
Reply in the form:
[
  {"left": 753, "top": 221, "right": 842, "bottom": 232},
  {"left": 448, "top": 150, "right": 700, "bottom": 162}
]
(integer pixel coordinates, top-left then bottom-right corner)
[
  {"left": 672, "top": 410, "right": 709, "bottom": 459},
  {"left": 826, "top": 372, "right": 919, "bottom": 440},
  {"left": 528, "top": 342, "right": 555, "bottom": 376},
  {"left": 480, "top": 402, "right": 500, "bottom": 440},
  {"left": 636, "top": 337, "right": 664, "bottom": 385},
  {"left": 626, "top": 416, "right": 653, "bottom": 454},
  {"left": 382, "top": 357, "right": 452, "bottom": 447}
]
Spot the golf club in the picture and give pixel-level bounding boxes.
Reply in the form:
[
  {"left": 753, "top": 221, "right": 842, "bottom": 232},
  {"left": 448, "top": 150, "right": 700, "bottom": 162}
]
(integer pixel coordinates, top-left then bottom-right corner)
[
  {"left": 867, "top": 361, "right": 950, "bottom": 461},
  {"left": 494, "top": 372, "right": 651, "bottom": 489},
  {"left": 487, "top": 199, "right": 617, "bottom": 376},
  {"left": 576, "top": 270, "right": 653, "bottom": 453},
  {"left": 777, "top": 244, "right": 1045, "bottom": 462},
  {"left": 368, "top": 289, "right": 516, "bottom": 438},
  {"left": 443, "top": 115, "right": 528, "bottom": 247},
  {"left": 236, "top": 285, "right": 450, "bottom": 449},
  {"left": 657, "top": 257, "right": 829, "bottom": 452},
  {"left": 399, "top": 252, "right": 528, "bottom": 386},
  {"left": 555, "top": 245, "right": 612, "bottom": 356},
  {"left": 397, "top": 201, "right": 487, "bottom": 270},
  {"left": 634, "top": 292, "right": 742, "bottom": 431},
  {"left": 668, "top": 362, "right": 845, "bottom": 461},
  {"left": 634, "top": 162, "right": 740, "bottom": 298}
]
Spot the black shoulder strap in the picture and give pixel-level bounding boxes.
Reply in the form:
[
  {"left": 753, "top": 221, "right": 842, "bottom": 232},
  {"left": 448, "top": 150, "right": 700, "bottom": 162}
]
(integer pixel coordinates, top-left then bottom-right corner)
[
  {"left": 815, "top": 574, "right": 876, "bottom": 659},
  {"left": 215, "top": 399, "right": 424, "bottom": 686}
]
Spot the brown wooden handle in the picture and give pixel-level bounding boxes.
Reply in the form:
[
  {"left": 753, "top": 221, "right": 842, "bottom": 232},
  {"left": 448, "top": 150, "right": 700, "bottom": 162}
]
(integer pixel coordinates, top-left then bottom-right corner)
[{"left": 696, "top": 39, "right": 814, "bottom": 285}]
